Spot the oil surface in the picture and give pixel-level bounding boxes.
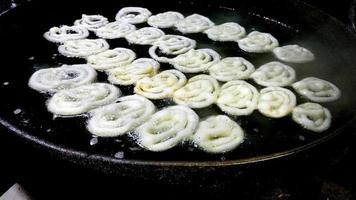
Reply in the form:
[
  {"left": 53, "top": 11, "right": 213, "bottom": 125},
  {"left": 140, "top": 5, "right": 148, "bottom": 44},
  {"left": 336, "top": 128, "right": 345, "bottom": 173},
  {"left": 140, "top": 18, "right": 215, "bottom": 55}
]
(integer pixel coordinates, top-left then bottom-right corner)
[{"left": 0, "top": 0, "right": 355, "bottom": 162}]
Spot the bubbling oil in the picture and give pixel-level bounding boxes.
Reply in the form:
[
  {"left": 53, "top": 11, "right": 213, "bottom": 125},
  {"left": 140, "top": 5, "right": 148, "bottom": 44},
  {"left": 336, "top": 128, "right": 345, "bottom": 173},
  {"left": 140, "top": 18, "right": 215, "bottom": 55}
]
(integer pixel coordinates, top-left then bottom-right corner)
[{"left": 15, "top": 3, "right": 350, "bottom": 162}]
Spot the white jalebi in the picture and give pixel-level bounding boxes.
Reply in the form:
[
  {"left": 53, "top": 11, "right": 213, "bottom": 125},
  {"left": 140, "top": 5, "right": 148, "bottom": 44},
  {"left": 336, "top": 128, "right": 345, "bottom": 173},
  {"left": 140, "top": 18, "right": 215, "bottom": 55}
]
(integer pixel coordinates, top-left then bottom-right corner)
[
  {"left": 74, "top": 14, "right": 108, "bottom": 31},
  {"left": 238, "top": 31, "right": 279, "bottom": 53},
  {"left": 292, "top": 102, "right": 331, "bottom": 132},
  {"left": 193, "top": 115, "right": 245, "bottom": 154},
  {"left": 170, "top": 48, "right": 221, "bottom": 73},
  {"left": 86, "top": 48, "right": 136, "bottom": 71},
  {"left": 136, "top": 105, "right": 199, "bottom": 152},
  {"left": 173, "top": 75, "right": 219, "bottom": 108},
  {"left": 87, "top": 95, "right": 155, "bottom": 137},
  {"left": 125, "top": 27, "right": 165, "bottom": 45},
  {"left": 28, "top": 64, "right": 97, "bottom": 93},
  {"left": 44, "top": 25, "right": 89, "bottom": 43},
  {"left": 251, "top": 61, "right": 296, "bottom": 87},
  {"left": 47, "top": 83, "right": 121, "bottom": 116},
  {"left": 149, "top": 35, "right": 196, "bottom": 63},
  {"left": 115, "top": 7, "right": 152, "bottom": 24},
  {"left": 273, "top": 44, "right": 315, "bottom": 63},
  {"left": 204, "top": 22, "right": 246, "bottom": 42},
  {"left": 147, "top": 11, "right": 184, "bottom": 28},
  {"left": 257, "top": 87, "right": 296, "bottom": 118},
  {"left": 108, "top": 58, "right": 159, "bottom": 86},
  {"left": 134, "top": 69, "right": 187, "bottom": 99},
  {"left": 95, "top": 21, "right": 136, "bottom": 39},
  {"left": 209, "top": 57, "right": 255, "bottom": 81},
  {"left": 217, "top": 80, "right": 259, "bottom": 116},
  {"left": 58, "top": 39, "right": 109, "bottom": 58},
  {"left": 175, "top": 14, "right": 215, "bottom": 33},
  {"left": 292, "top": 77, "right": 341, "bottom": 102}
]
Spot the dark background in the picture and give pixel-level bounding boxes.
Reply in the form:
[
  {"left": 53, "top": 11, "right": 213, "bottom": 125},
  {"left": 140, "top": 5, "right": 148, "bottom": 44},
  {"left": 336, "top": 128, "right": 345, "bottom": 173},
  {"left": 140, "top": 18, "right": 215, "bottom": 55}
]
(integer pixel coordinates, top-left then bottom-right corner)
[{"left": 1, "top": 0, "right": 356, "bottom": 199}]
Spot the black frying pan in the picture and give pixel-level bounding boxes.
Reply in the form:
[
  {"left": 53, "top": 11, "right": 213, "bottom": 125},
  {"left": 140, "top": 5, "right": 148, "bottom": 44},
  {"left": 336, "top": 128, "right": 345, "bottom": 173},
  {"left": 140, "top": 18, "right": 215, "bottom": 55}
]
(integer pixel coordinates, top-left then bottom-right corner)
[{"left": 1, "top": 0, "right": 356, "bottom": 180}]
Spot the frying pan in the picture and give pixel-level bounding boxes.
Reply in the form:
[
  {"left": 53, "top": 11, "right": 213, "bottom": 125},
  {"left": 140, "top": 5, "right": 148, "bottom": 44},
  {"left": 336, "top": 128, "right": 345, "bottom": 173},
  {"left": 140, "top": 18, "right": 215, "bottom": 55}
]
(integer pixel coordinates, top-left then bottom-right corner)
[{"left": 1, "top": 0, "right": 356, "bottom": 181}]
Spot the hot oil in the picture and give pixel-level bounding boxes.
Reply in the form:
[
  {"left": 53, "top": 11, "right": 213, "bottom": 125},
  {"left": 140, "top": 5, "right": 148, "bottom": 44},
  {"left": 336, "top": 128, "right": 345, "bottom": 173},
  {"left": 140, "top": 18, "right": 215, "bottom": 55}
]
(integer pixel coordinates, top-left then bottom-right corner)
[{"left": 2, "top": 1, "right": 354, "bottom": 162}]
